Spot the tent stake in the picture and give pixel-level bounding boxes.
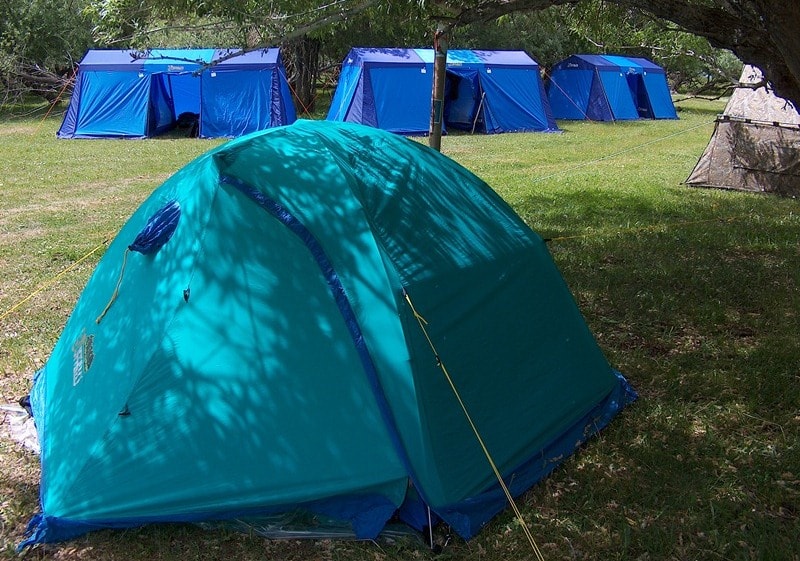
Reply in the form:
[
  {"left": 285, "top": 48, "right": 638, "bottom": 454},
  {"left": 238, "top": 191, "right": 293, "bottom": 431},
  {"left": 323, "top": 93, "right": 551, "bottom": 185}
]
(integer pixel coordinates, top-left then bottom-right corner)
[{"left": 427, "top": 506, "right": 435, "bottom": 549}]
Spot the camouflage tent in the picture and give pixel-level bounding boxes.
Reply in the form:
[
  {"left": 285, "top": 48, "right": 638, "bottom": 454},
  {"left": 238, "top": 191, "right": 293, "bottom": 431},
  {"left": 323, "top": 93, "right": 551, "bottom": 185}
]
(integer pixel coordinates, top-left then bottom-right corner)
[{"left": 685, "top": 65, "right": 800, "bottom": 197}]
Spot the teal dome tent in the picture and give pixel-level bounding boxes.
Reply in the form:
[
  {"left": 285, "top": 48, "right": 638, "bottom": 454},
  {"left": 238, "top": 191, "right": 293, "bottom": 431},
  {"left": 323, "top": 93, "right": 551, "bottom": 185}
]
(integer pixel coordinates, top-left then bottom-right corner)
[{"left": 21, "top": 120, "right": 635, "bottom": 548}]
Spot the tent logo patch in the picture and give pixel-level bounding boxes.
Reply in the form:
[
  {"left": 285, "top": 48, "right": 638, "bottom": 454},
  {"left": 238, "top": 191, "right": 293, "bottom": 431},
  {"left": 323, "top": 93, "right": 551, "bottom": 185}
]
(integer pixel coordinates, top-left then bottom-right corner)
[{"left": 72, "top": 331, "right": 94, "bottom": 386}]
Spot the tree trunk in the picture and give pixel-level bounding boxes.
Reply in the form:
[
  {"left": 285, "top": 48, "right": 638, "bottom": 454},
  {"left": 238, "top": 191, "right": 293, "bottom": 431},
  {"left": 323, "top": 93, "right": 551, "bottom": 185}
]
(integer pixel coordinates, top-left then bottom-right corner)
[
  {"left": 14, "top": 64, "right": 73, "bottom": 104},
  {"left": 283, "top": 36, "right": 321, "bottom": 116},
  {"left": 429, "top": 23, "right": 449, "bottom": 152},
  {"left": 614, "top": 0, "right": 800, "bottom": 108}
]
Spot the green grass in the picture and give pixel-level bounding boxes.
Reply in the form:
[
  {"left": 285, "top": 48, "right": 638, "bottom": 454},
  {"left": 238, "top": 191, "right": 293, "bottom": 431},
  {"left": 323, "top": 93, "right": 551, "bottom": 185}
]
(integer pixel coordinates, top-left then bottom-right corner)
[{"left": 2, "top": 97, "right": 799, "bottom": 560}]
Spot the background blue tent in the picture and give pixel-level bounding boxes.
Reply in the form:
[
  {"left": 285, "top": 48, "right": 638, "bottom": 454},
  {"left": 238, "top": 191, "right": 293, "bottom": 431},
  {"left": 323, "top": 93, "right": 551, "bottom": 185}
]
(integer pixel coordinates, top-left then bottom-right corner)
[
  {"left": 326, "top": 48, "right": 559, "bottom": 135},
  {"left": 546, "top": 54, "right": 678, "bottom": 121},
  {"left": 58, "top": 49, "right": 297, "bottom": 139}
]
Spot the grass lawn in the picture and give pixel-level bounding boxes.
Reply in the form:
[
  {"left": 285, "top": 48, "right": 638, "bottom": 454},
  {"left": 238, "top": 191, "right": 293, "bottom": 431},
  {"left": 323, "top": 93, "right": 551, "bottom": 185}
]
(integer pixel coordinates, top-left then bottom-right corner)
[{"left": 1, "top": 98, "right": 799, "bottom": 560}]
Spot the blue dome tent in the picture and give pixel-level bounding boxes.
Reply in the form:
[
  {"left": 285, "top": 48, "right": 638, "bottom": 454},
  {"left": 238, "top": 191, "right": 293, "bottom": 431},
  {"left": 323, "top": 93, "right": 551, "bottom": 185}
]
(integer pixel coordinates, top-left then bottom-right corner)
[
  {"left": 326, "top": 48, "right": 559, "bottom": 135},
  {"left": 546, "top": 54, "right": 678, "bottom": 121},
  {"left": 58, "top": 49, "right": 297, "bottom": 139},
  {"left": 21, "top": 120, "right": 634, "bottom": 549}
]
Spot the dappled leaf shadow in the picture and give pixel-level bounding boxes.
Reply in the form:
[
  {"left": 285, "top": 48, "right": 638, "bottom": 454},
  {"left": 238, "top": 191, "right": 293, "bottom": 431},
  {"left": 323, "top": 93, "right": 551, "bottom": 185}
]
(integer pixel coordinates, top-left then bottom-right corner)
[
  {"left": 29, "top": 120, "right": 633, "bottom": 549},
  {"left": 512, "top": 185, "right": 800, "bottom": 556}
]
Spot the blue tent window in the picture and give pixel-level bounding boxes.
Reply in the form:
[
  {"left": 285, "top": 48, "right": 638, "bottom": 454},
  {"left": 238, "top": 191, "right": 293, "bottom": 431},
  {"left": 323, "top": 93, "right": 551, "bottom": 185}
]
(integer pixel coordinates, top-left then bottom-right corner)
[{"left": 129, "top": 200, "right": 181, "bottom": 255}]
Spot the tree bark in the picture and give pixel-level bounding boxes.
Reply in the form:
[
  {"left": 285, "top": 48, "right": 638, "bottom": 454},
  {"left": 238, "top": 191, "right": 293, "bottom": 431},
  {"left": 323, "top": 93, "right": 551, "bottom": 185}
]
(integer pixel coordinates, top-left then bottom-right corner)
[
  {"left": 14, "top": 65, "right": 72, "bottom": 104},
  {"left": 283, "top": 36, "right": 321, "bottom": 116},
  {"left": 429, "top": 23, "right": 450, "bottom": 152}
]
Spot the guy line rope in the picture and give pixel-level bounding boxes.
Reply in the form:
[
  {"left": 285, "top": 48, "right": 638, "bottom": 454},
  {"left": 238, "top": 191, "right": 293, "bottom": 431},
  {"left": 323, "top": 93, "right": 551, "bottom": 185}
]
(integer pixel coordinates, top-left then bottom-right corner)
[
  {"left": 402, "top": 289, "right": 546, "bottom": 561},
  {"left": 0, "top": 236, "right": 111, "bottom": 323}
]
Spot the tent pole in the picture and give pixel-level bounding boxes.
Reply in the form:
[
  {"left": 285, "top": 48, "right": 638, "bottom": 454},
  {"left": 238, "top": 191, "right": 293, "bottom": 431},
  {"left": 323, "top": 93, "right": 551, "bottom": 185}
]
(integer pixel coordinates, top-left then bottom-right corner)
[
  {"left": 427, "top": 506, "right": 435, "bottom": 549},
  {"left": 429, "top": 22, "right": 449, "bottom": 152},
  {"left": 597, "top": 68, "right": 617, "bottom": 124},
  {"left": 471, "top": 91, "right": 486, "bottom": 134}
]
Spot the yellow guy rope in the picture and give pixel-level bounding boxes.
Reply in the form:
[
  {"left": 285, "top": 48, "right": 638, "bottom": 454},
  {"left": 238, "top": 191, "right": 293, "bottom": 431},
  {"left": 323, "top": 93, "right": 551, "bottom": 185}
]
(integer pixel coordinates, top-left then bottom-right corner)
[
  {"left": 402, "top": 290, "right": 546, "bottom": 561},
  {"left": 95, "top": 248, "right": 130, "bottom": 324},
  {"left": 34, "top": 65, "right": 78, "bottom": 136},
  {"left": 0, "top": 236, "right": 111, "bottom": 323}
]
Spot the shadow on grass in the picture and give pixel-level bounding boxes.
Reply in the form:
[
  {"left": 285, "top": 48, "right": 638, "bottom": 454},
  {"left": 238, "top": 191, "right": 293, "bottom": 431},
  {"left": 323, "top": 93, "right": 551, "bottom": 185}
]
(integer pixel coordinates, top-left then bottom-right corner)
[
  {"left": 673, "top": 98, "right": 727, "bottom": 117},
  {"left": 506, "top": 187, "right": 800, "bottom": 558},
  {"left": 0, "top": 446, "right": 40, "bottom": 552}
]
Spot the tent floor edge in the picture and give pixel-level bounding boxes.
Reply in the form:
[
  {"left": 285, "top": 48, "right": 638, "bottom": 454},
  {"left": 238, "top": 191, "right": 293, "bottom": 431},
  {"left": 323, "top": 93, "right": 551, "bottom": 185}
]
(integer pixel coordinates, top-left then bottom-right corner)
[{"left": 431, "top": 370, "right": 637, "bottom": 540}]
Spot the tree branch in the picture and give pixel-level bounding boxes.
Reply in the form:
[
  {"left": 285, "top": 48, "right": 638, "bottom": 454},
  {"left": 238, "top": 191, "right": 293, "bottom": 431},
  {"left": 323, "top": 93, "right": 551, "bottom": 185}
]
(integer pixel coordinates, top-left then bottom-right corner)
[
  {"left": 431, "top": 0, "right": 800, "bottom": 112},
  {"left": 134, "top": 0, "right": 382, "bottom": 68}
]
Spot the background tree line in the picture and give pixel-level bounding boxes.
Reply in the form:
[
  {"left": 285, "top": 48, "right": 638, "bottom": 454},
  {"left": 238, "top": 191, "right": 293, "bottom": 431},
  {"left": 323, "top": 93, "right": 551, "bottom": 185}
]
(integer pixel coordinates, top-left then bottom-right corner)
[{"left": 0, "top": 0, "right": 744, "bottom": 114}]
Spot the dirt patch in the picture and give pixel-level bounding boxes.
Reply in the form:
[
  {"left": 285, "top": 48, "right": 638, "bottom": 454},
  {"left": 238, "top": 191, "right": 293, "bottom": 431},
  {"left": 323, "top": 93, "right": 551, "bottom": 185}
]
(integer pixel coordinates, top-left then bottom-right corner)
[
  {"left": 0, "top": 174, "right": 167, "bottom": 245},
  {"left": 0, "top": 124, "right": 38, "bottom": 136}
]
